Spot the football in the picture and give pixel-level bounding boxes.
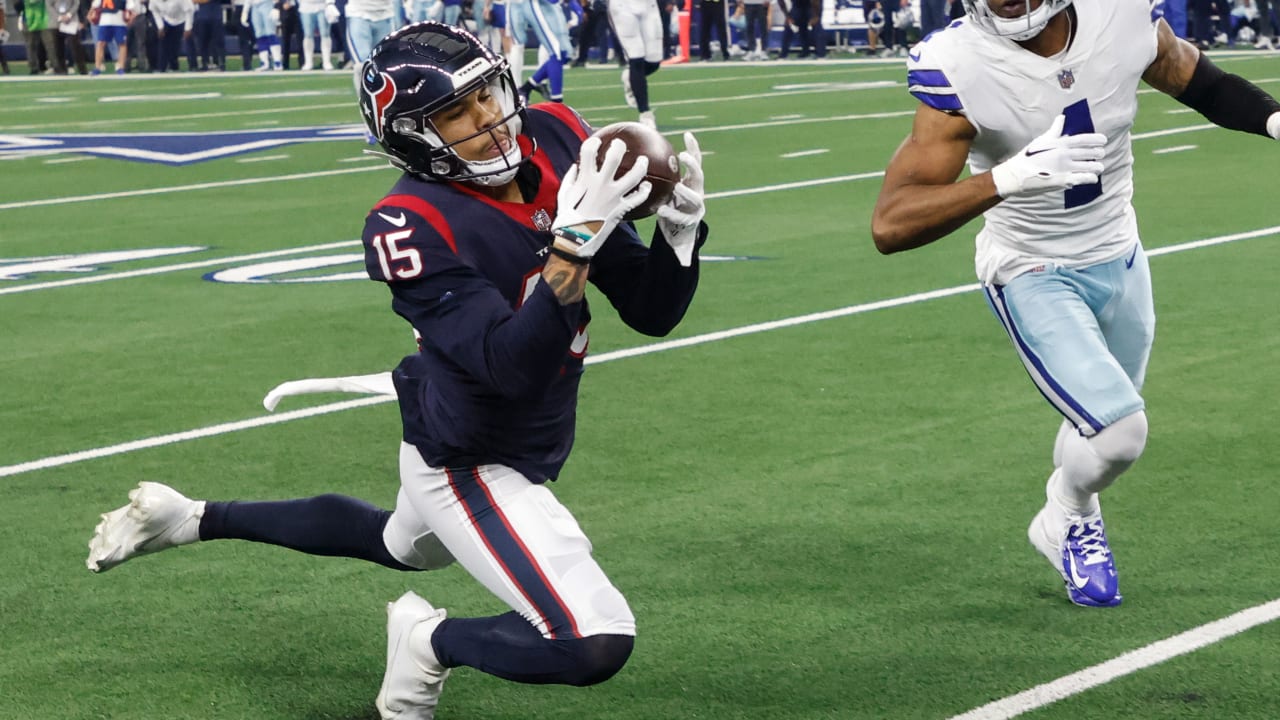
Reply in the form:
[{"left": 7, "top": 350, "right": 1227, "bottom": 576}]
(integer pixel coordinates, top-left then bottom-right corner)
[{"left": 587, "top": 121, "right": 681, "bottom": 220}]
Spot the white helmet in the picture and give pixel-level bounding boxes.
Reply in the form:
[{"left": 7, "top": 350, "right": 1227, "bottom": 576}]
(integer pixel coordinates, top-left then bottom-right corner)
[{"left": 961, "top": 0, "right": 1072, "bottom": 41}]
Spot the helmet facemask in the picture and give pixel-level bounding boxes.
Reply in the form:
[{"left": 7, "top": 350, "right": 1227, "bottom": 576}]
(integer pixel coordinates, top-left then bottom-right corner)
[
  {"left": 962, "top": 0, "right": 1072, "bottom": 41},
  {"left": 399, "top": 73, "right": 528, "bottom": 186}
]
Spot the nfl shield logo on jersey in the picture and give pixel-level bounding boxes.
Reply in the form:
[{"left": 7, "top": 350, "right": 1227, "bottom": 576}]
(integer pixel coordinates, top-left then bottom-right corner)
[
  {"left": 531, "top": 208, "right": 552, "bottom": 231},
  {"left": 1058, "top": 69, "right": 1076, "bottom": 90}
]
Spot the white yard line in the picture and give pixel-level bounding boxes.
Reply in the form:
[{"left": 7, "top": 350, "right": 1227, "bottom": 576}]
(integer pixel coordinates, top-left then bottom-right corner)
[{"left": 946, "top": 598, "right": 1280, "bottom": 720}]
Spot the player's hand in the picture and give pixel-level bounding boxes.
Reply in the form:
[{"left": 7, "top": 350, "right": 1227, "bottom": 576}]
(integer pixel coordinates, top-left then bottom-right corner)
[
  {"left": 240, "top": 6, "right": 250, "bottom": 24},
  {"left": 990, "top": 114, "right": 1106, "bottom": 199},
  {"left": 1267, "top": 111, "right": 1280, "bottom": 141},
  {"left": 655, "top": 131, "right": 705, "bottom": 267},
  {"left": 270, "top": 7, "right": 280, "bottom": 23},
  {"left": 0, "top": 29, "right": 8, "bottom": 43},
  {"left": 324, "top": 2, "right": 340, "bottom": 22},
  {"left": 551, "top": 136, "right": 653, "bottom": 261}
]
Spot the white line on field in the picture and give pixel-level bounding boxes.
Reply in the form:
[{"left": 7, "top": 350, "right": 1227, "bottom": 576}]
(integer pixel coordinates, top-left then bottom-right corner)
[
  {"left": 781, "top": 149, "right": 831, "bottom": 158},
  {"left": 2, "top": 223, "right": 1275, "bottom": 479},
  {"left": 0, "top": 165, "right": 386, "bottom": 211},
  {"left": 1153, "top": 145, "right": 1197, "bottom": 155},
  {"left": 945, "top": 598, "right": 1280, "bottom": 720},
  {"left": 0, "top": 240, "right": 359, "bottom": 296},
  {"left": 235, "top": 154, "right": 289, "bottom": 163}
]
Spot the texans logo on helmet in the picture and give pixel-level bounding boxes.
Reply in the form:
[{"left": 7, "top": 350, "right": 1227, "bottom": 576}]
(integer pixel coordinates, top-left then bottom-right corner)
[{"left": 367, "top": 71, "right": 398, "bottom": 141}]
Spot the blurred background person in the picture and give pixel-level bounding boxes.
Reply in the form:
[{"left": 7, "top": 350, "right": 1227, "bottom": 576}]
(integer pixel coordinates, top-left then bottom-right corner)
[
  {"left": 697, "top": 0, "right": 728, "bottom": 59},
  {"left": 18, "top": 0, "right": 68, "bottom": 73},
  {"left": 610, "top": 0, "right": 663, "bottom": 126},
  {"left": 299, "top": 0, "right": 334, "bottom": 67},
  {"left": 89, "top": 0, "right": 130, "bottom": 73},
  {"left": 0, "top": 0, "right": 11, "bottom": 74},
  {"left": 151, "top": 0, "right": 192, "bottom": 71},
  {"left": 513, "top": 0, "right": 571, "bottom": 102},
  {"left": 334, "top": 0, "right": 394, "bottom": 70},
  {"left": 279, "top": 0, "right": 303, "bottom": 67},
  {"left": 918, "top": 0, "right": 944, "bottom": 35},
  {"left": 54, "top": 0, "right": 90, "bottom": 73},
  {"left": 190, "top": 0, "right": 224, "bottom": 69},
  {"left": 738, "top": 0, "right": 769, "bottom": 59},
  {"left": 242, "top": 0, "right": 281, "bottom": 69}
]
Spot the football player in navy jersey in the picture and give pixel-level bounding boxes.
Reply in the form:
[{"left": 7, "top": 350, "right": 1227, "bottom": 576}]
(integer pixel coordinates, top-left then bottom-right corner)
[
  {"left": 86, "top": 22, "right": 708, "bottom": 720},
  {"left": 871, "top": 0, "right": 1280, "bottom": 608}
]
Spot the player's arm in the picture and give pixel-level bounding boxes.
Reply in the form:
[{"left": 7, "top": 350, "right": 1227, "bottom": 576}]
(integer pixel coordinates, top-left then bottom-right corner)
[
  {"left": 870, "top": 105, "right": 992, "bottom": 254},
  {"left": 1143, "top": 18, "right": 1280, "bottom": 140},
  {"left": 365, "top": 212, "right": 584, "bottom": 400}
]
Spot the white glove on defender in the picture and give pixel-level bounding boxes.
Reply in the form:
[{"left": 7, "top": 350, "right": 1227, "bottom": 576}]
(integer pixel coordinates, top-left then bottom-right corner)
[
  {"left": 655, "top": 131, "right": 706, "bottom": 267},
  {"left": 324, "top": 3, "right": 341, "bottom": 22},
  {"left": 551, "top": 136, "right": 653, "bottom": 261},
  {"left": 990, "top": 114, "right": 1106, "bottom": 199},
  {"left": 1267, "top": 112, "right": 1280, "bottom": 141}
]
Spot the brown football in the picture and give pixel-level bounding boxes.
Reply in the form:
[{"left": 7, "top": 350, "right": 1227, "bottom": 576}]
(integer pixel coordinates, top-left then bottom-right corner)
[{"left": 587, "top": 121, "right": 681, "bottom": 220}]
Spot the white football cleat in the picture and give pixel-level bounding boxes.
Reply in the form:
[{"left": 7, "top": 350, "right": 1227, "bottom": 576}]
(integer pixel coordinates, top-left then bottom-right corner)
[
  {"left": 376, "top": 592, "right": 450, "bottom": 720},
  {"left": 621, "top": 68, "right": 637, "bottom": 109},
  {"left": 86, "top": 481, "right": 205, "bottom": 573}
]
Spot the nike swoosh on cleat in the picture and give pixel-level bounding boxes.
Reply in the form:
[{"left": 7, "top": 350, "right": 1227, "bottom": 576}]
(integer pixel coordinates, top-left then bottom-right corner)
[
  {"left": 1066, "top": 552, "right": 1091, "bottom": 589},
  {"left": 378, "top": 211, "right": 408, "bottom": 227}
]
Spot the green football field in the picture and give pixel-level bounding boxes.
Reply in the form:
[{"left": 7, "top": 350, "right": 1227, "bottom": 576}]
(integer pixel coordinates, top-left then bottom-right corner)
[{"left": 2, "top": 54, "right": 1278, "bottom": 720}]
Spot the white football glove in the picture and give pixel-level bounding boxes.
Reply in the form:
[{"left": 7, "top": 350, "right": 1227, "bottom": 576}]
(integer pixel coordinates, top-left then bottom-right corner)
[
  {"left": 324, "top": 2, "right": 340, "bottom": 22},
  {"left": 655, "top": 131, "right": 706, "bottom": 267},
  {"left": 269, "top": 7, "right": 280, "bottom": 23},
  {"left": 990, "top": 114, "right": 1106, "bottom": 199},
  {"left": 262, "top": 372, "right": 395, "bottom": 412},
  {"left": 1267, "top": 111, "right": 1280, "bottom": 141},
  {"left": 550, "top": 136, "right": 653, "bottom": 261},
  {"left": 240, "top": 5, "right": 249, "bottom": 25}
]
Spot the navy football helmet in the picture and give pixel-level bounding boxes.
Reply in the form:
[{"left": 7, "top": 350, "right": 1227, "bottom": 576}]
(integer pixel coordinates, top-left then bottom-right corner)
[
  {"left": 358, "top": 22, "right": 531, "bottom": 185},
  {"left": 961, "top": 0, "right": 1072, "bottom": 41}
]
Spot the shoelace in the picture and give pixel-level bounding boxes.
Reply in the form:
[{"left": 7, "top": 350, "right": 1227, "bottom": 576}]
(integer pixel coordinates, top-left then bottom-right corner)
[{"left": 1069, "top": 519, "right": 1112, "bottom": 567}]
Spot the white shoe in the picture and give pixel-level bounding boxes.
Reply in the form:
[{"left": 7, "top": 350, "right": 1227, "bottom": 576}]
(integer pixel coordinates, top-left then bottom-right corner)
[
  {"left": 376, "top": 592, "right": 450, "bottom": 720},
  {"left": 323, "top": 62, "right": 335, "bottom": 70},
  {"left": 86, "top": 482, "right": 204, "bottom": 573},
  {"left": 621, "top": 68, "right": 637, "bottom": 109},
  {"left": 638, "top": 110, "right": 657, "bottom": 129}
]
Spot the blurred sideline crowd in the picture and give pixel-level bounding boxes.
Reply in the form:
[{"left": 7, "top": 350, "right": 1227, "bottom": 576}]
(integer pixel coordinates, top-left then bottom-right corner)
[{"left": 0, "top": 0, "right": 1276, "bottom": 76}]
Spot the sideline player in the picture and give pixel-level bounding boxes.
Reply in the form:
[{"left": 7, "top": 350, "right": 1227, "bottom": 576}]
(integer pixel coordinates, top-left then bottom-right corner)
[
  {"left": 86, "top": 22, "right": 709, "bottom": 720},
  {"left": 609, "top": 0, "right": 664, "bottom": 128},
  {"left": 870, "top": 0, "right": 1280, "bottom": 607}
]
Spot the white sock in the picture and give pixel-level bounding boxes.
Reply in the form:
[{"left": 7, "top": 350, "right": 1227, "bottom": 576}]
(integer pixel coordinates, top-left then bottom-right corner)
[
  {"left": 303, "top": 36, "right": 314, "bottom": 68},
  {"left": 321, "top": 35, "right": 333, "bottom": 67}
]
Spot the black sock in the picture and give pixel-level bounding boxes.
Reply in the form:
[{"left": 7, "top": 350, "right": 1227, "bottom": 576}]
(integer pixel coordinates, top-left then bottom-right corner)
[{"left": 200, "top": 494, "right": 416, "bottom": 570}]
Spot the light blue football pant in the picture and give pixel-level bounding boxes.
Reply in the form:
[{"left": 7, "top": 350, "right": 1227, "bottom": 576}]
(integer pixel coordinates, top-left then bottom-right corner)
[
  {"left": 346, "top": 15, "right": 395, "bottom": 63},
  {"left": 511, "top": 0, "right": 570, "bottom": 60},
  {"left": 983, "top": 243, "right": 1155, "bottom": 437}
]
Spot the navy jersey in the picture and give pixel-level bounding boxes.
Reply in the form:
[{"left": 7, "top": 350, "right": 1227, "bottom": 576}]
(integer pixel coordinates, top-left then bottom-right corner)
[{"left": 363, "top": 102, "right": 706, "bottom": 483}]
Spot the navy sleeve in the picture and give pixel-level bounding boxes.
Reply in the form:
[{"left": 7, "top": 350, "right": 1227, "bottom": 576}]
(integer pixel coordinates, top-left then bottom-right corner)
[
  {"left": 586, "top": 221, "right": 706, "bottom": 337},
  {"left": 364, "top": 207, "right": 583, "bottom": 399}
]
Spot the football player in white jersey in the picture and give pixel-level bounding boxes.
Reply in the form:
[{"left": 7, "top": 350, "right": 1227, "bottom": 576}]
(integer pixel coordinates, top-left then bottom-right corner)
[
  {"left": 609, "top": 0, "right": 664, "bottom": 128},
  {"left": 871, "top": 0, "right": 1280, "bottom": 607}
]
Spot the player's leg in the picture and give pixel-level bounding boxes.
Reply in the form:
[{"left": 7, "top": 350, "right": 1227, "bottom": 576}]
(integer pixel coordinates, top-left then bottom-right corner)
[
  {"left": 378, "top": 445, "right": 635, "bottom": 716},
  {"left": 985, "top": 260, "right": 1147, "bottom": 607},
  {"left": 528, "top": 0, "right": 569, "bottom": 100},
  {"left": 85, "top": 478, "right": 439, "bottom": 573}
]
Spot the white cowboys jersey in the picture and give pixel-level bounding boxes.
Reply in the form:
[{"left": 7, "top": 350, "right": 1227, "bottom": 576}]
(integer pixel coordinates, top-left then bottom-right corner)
[{"left": 907, "top": 0, "right": 1164, "bottom": 284}]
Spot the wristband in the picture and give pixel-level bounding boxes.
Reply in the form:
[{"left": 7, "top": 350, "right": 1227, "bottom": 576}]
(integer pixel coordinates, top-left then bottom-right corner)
[
  {"left": 552, "top": 225, "right": 594, "bottom": 243},
  {"left": 547, "top": 244, "right": 591, "bottom": 265}
]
